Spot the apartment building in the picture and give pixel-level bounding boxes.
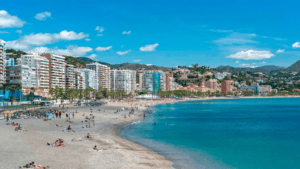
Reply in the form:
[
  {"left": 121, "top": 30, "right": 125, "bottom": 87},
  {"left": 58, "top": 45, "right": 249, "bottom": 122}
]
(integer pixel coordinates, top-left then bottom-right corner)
[
  {"left": 165, "top": 72, "right": 173, "bottom": 91},
  {"left": 142, "top": 71, "right": 166, "bottom": 94},
  {"left": 214, "top": 72, "right": 231, "bottom": 80},
  {"left": 111, "top": 70, "right": 136, "bottom": 94},
  {"left": 6, "top": 65, "right": 36, "bottom": 87},
  {"left": 79, "top": 69, "right": 97, "bottom": 89},
  {"left": 75, "top": 70, "right": 86, "bottom": 90},
  {"left": 66, "top": 64, "right": 75, "bottom": 89},
  {"left": 86, "top": 63, "right": 110, "bottom": 90},
  {"left": 19, "top": 53, "right": 50, "bottom": 88},
  {"left": 204, "top": 79, "right": 218, "bottom": 90},
  {"left": 221, "top": 80, "right": 232, "bottom": 94},
  {"left": 0, "top": 40, "right": 6, "bottom": 85},
  {"left": 41, "top": 53, "right": 66, "bottom": 88}
]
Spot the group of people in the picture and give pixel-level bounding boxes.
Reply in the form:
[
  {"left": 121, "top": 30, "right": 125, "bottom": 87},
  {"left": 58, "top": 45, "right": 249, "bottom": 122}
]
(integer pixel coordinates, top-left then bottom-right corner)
[
  {"left": 10, "top": 122, "right": 28, "bottom": 132},
  {"left": 47, "top": 138, "right": 65, "bottom": 147},
  {"left": 21, "top": 162, "right": 49, "bottom": 169}
]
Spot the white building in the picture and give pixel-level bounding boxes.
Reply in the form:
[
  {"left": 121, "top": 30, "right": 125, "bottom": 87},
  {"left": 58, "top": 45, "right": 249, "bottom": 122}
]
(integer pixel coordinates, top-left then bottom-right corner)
[
  {"left": 141, "top": 71, "right": 166, "bottom": 94},
  {"left": 19, "top": 53, "right": 50, "bottom": 88},
  {"left": 6, "top": 65, "right": 36, "bottom": 87},
  {"left": 75, "top": 70, "right": 86, "bottom": 90},
  {"left": 214, "top": 72, "right": 232, "bottom": 80},
  {"left": 110, "top": 70, "right": 136, "bottom": 94},
  {"left": 66, "top": 64, "right": 75, "bottom": 88},
  {"left": 76, "top": 69, "right": 97, "bottom": 89},
  {"left": 86, "top": 63, "right": 111, "bottom": 90},
  {"left": 0, "top": 40, "right": 6, "bottom": 85}
]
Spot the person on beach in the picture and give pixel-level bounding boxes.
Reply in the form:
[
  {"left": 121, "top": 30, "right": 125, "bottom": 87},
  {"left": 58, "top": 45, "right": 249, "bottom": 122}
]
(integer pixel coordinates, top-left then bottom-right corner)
[
  {"left": 93, "top": 145, "right": 107, "bottom": 151},
  {"left": 58, "top": 138, "right": 64, "bottom": 144},
  {"left": 67, "top": 125, "right": 73, "bottom": 132},
  {"left": 72, "top": 112, "right": 74, "bottom": 119},
  {"left": 54, "top": 140, "right": 64, "bottom": 147},
  {"left": 15, "top": 125, "right": 27, "bottom": 132},
  {"left": 6, "top": 114, "right": 9, "bottom": 122},
  {"left": 86, "top": 133, "right": 93, "bottom": 138},
  {"left": 59, "top": 111, "right": 61, "bottom": 118},
  {"left": 55, "top": 111, "right": 58, "bottom": 118}
]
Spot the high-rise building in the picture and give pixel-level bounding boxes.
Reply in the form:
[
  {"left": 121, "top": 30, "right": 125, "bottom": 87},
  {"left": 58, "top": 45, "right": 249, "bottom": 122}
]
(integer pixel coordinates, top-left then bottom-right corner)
[
  {"left": 66, "top": 64, "right": 75, "bottom": 89},
  {"left": 41, "top": 53, "right": 66, "bottom": 88},
  {"left": 0, "top": 40, "right": 6, "bottom": 85},
  {"left": 221, "top": 80, "right": 232, "bottom": 94},
  {"left": 204, "top": 79, "right": 218, "bottom": 90},
  {"left": 6, "top": 65, "right": 36, "bottom": 87},
  {"left": 110, "top": 70, "right": 136, "bottom": 94},
  {"left": 165, "top": 72, "right": 173, "bottom": 91},
  {"left": 75, "top": 69, "right": 97, "bottom": 89},
  {"left": 86, "top": 63, "right": 110, "bottom": 90},
  {"left": 75, "top": 70, "right": 86, "bottom": 90},
  {"left": 19, "top": 53, "right": 49, "bottom": 88},
  {"left": 142, "top": 71, "right": 166, "bottom": 94}
]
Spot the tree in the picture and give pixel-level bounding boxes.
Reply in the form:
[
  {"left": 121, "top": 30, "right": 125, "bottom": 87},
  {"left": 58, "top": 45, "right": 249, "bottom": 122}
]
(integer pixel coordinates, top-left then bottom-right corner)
[
  {"left": 16, "top": 84, "right": 22, "bottom": 103},
  {"left": 1, "top": 83, "right": 10, "bottom": 107},
  {"left": 9, "top": 96, "right": 16, "bottom": 105},
  {"left": 49, "top": 86, "right": 60, "bottom": 102}
]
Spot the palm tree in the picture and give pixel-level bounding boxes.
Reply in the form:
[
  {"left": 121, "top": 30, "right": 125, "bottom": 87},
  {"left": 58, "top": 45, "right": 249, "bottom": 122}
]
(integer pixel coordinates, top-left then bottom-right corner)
[
  {"left": 29, "top": 87, "right": 35, "bottom": 105},
  {"left": 9, "top": 96, "right": 16, "bottom": 105},
  {"left": 1, "top": 83, "right": 10, "bottom": 107},
  {"left": 16, "top": 84, "right": 22, "bottom": 103},
  {"left": 49, "top": 86, "right": 60, "bottom": 103}
]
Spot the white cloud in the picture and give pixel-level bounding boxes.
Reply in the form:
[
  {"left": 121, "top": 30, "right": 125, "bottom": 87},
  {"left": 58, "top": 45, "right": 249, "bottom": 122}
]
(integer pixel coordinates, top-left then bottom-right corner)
[
  {"left": 0, "top": 10, "right": 25, "bottom": 28},
  {"left": 139, "top": 43, "right": 159, "bottom": 51},
  {"left": 146, "top": 64, "right": 153, "bottom": 66},
  {"left": 87, "top": 54, "right": 97, "bottom": 59},
  {"left": 0, "top": 31, "right": 10, "bottom": 34},
  {"left": 292, "top": 42, "right": 300, "bottom": 48},
  {"left": 276, "top": 49, "right": 285, "bottom": 53},
  {"left": 95, "top": 26, "right": 104, "bottom": 32},
  {"left": 16, "top": 30, "right": 22, "bottom": 34},
  {"left": 30, "top": 45, "right": 92, "bottom": 56},
  {"left": 262, "top": 61, "right": 267, "bottom": 64},
  {"left": 122, "top": 30, "right": 131, "bottom": 34},
  {"left": 227, "top": 50, "right": 274, "bottom": 60},
  {"left": 133, "top": 59, "right": 141, "bottom": 62},
  {"left": 239, "top": 63, "right": 257, "bottom": 68},
  {"left": 213, "top": 33, "right": 257, "bottom": 45},
  {"left": 95, "top": 46, "right": 112, "bottom": 51},
  {"left": 85, "top": 38, "right": 91, "bottom": 41},
  {"left": 209, "top": 29, "right": 233, "bottom": 33},
  {"left": 116, "top": 50, "right": 131, "bottom": 55},
  {"left": 235, "top": 60, "right": 239, "bottom": 64},
  {"left": 34, "top": 11, "right": 51, "bottom": 21},
  {"left": 6, "top": 30, "right": 88, "bottom": 50},
  {"left": 97, "top": 34, "right": 103, "bottom": 37}
]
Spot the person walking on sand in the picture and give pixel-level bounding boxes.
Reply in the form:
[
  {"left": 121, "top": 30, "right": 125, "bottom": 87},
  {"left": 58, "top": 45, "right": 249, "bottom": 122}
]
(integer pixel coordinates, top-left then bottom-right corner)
[
  {"left": 72, "top": 112, "right": 75, "bottom": 119},
  {"left": 59, "top": 111, "right": 61, "bottom": 118},
  {"left": 6, "top": 114, "right": 9, "bottom": 122}
]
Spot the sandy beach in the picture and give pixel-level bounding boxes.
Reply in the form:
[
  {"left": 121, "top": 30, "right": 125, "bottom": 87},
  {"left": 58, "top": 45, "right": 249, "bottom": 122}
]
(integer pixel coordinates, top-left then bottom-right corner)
[{"left": 0, "top": 99, "right": 177, "bottom": 169}]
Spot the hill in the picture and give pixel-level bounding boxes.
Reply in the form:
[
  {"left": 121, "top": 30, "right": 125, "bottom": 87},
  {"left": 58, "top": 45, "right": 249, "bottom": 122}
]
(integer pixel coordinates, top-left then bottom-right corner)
[
  {"left": 285, "top": 60, "right": 300, "bottom": 72},
  {"left": 75, "top": 57, "right": 170, "bottom": 71},
  {"left": 214, "top": 65, "right": 285, "bottom": 74}
]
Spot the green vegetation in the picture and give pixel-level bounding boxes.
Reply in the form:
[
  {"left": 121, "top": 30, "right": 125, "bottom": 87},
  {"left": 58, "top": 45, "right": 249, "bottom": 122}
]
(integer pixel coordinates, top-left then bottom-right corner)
[
  {"left": 6, "top": 49, "right": 27, "bottom": 56},
  {"left": 65, "top": 56, "right": 87, "bottom": 68}
]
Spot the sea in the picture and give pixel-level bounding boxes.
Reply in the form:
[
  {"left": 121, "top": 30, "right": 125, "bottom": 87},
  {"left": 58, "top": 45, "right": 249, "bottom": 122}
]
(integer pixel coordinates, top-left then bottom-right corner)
[{"left": 119, "top": 98, "right": 300, "bottom": 169}]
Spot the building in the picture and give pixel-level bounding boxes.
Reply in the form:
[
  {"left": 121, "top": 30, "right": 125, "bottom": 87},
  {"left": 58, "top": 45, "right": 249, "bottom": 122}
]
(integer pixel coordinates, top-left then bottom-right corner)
[
  {"left": 19, "top": 53, "right": 50, "bottom": 88},
  {"left": 166, "top": 72, "right": 173, "bottom": 91},
  {"left": 142, "top": 71, "right": 166, "bottom": 94},
  {"left": 204, "top": 79, "right": 218, "bottom": 90},
  {"left": 66, "top": 64, "right": 75, "bottom": 89},
  {"left": 137, "top": 72, "right": 143, "bottom": 91},
  {"left": 86, "top": 63, "right": 111, "bottom": 90},
  {"left": 0, "top": 40, "right": 6, "bottom": 85},
  {"left": 75, "top": 70, "right": 86, "bottom": 90},
  {"left": 111, "top": 70, "right": 136, "bottom": 94},
  {"left": 214, "top": 72, "right": 231, "bottom": 80},
  {"left": 41, "top": 53, "right": 66, "bottom": 88},
  {"left": 221, "top": 80, "right": 232, "bottom": 94},
  {"left": 241, "top": 85, "right": 263, "bottom": 93},
  {"left": 76, "top": 69, "right": 97, "bottom": 89},
  {"left": 5, "top": 58, "right": 15, "bottom": 66},
  {"left": 261, "top": 85, "right": 272, "bottom": 93},
  {"left": 6, "top": 65, "right": 36, "bottom": 87}
]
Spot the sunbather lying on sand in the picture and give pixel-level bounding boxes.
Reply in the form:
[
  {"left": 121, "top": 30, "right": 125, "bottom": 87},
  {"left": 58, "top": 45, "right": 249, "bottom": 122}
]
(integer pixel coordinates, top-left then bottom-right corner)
[
  {"left": 93, "top": 145, "right": 107, "bottom": 151},
  {"left": 13, "top": 122, "right": 20, "bottom": 127},
  {"left": 67, "top": 125, "right": 76, "bottom": 132},
  {"left": 72, "top": 138, "right": 84, "bottom": 141},
  {"left": 53, "top": 140, "right": 64, "bottom": 147},
  {"left": 15, "top": 125, "right": 27, "bottom": 132},
  {"left": 22, "top": 161, "right": 49, "bottom": 169}
]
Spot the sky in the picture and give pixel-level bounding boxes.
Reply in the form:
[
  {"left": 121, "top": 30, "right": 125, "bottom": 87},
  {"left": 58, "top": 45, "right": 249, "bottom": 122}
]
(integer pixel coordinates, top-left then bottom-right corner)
[{"left": 1, "top": 0, "right": 300, "bottom": 68}]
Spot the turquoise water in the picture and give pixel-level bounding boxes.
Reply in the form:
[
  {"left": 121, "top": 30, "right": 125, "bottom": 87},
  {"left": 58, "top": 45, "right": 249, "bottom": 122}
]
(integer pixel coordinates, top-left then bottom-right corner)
[{"left": 120, "top": 98, "right": 300, "bottom": 169}]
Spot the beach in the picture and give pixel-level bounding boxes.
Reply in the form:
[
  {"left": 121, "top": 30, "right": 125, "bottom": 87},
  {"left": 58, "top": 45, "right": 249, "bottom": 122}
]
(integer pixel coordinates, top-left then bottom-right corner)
[{"left": 0, "top": 99, "right": 176, "bottom": 169}]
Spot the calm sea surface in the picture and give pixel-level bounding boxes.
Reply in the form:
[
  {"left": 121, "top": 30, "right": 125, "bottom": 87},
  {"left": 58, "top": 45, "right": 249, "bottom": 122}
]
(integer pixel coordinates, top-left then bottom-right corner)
[{"left": 119, "top": 98, "right": 300, "bottom": 169}]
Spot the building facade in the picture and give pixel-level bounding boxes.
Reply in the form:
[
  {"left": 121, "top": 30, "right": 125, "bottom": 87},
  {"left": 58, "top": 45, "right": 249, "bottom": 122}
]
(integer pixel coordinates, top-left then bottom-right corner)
[
  {"left": 66, "top": 64, "right": 75, "bottom": 89},
  {"left": 42, "top": 53, "right": 66, "bottom": 88},
  {"left": 75, "top": 70, "right": 86, "bottom": 90},
  {"left": 86, "top": 63, "right": 110, "bottom": 90},
  {"left": 111, "top": 70, "right": 136, "bottom": 94},
  {"left": 6, "top": 65, "right": 36, "bottom": 87},
  {"left": 0, "top": 40, "right": 6, "bottom": 85},
  {"left": 142, "top": 71, "right": 166, "bottom": 94},
  {"left": 221, "top": 80, "right": 232, "bottom": 94},
  {"left": 19, "top": 53, "right": 50, "bottom": 88}
]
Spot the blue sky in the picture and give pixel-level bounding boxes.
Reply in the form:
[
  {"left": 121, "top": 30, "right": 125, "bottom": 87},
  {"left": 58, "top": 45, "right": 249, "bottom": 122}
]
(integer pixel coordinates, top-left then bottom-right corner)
[{"left": 1, "top": 0, "right": 300, "bottom": 68}]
